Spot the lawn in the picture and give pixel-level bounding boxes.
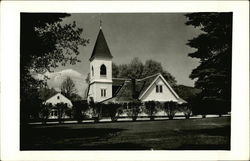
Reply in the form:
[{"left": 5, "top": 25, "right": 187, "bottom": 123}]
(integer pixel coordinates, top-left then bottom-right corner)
[{"left": 20, "top": 117, "right": 230, "bottom": 150}]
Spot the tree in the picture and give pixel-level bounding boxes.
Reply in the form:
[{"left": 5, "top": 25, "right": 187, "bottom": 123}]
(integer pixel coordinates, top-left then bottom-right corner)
[
  {"left": 117, "top": 64, "right": 129, "bottom": 78},
  {"left": 112, "top": 63, "right": 120, "bottom": 78},
  {"left": 60, "top": 76, "right": 77, "bottom": 99},
  {"left": 185, "top": 13, "right": 232, "bottom": 114},
  {"left": 127, "top": 57, "right": 144, "bottom": 79},
  {"left": 126, "top": 100, "right": 142, "bottom": 121},
  {"left": 179, "top": 103, "right": 192, "bottom": 119},
  {"left": 20, "top": 13, "right": 89, "bottom": 123},
  {"left": 40, "top": 103, "right": 52, "bottom": 124},
  {"left": 113, "top": 58, "right": 177, "bottom": 87},
  {"left": 89, "top": 100, "right": 102, "bottom": 123},
  {"left": 143, "top": 60, "right": 177, "bottom": 87},
  {"left": 163, "top": 101, "right": 178, "bottom": 120},
  {"left": 56, "top": 103, "right": 68, "bottom": 124},
  {"left": 72, "top": 100, "right": 89, "bottom": 123},
  {"left": 144, "top": 101, "right": 158, "bottom": 120},
  {"left": 39, "top": 87, "right": 58, "bottom": 101},
  {"left": 106, "top": 102, "right": 122, "bottom": 122}
]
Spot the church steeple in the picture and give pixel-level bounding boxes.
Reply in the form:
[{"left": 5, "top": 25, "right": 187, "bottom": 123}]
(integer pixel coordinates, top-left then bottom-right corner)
[
  {"left": 89, "top": 26, "right": 113, "bottom": 61},
  {"left": 87, "top": 21, "right": 113, "bottom": 103}
]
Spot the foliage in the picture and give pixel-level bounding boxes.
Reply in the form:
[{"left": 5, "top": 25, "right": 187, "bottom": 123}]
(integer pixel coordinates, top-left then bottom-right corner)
[
  {"left": 55, "top": 103, "right": 68, "bottom": 124},
  {"left": 20, "top": 13, "right": 88, "bottom": 123},
  {"left": 143, "top": 60, "right": 177, "bottom": 87},
  {"left": 89, "top": 101, "right": 102, "bottom": 122},
  {"left": 40, "top": 103, "right": 52, "bottom": 124},
  {"left": 70, "top": 93, "right": 83, "bottom": 102},
  {"left": 113, "top": 58, "right": 177, "bottom": 87},
  {"left": 163, "top": 101, "right": 178, "bottom": 120},
  {"left": 39, "top": 87, "right": 58, "bottom": 101},
  {"left": 20, "top": 87, "right": 43, "bottom": 123},
  {"left": 173, "top": 85, "right": 202, "bottom": 102},
  {"left": 126, "top": 100, "right": 142, "bottom": 121},
  {"left": 72, "top": 100, "right": 89, "bottom": 123},
  {"left": 144, "top": 101, "right": 158, "bottom": 120},
  {"left": 127, "top": 57, "right": 144, "bottom": 79},
  {"left": 179, "top": 103, "right": 192, "bottom": 119},
  {"left": 185, "top": 13, "right": 232, "bottom": 113},
  {"left": 106, "top": 102, "right": 123, "bottom": 122},
  {"left": 112, "top": 63, "right": 120, "bottom": 78},
  {"left": 60, "top": 76, "right": 77, "bottom": 100}
]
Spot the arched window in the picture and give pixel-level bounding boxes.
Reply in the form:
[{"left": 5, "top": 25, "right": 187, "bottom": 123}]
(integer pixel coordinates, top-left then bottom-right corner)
[
  {"left": 100, "top": 64, "right": 107, "bottom": 76},
  {"left": 92, "top": 66, "right": 94, "bottom": 76}
]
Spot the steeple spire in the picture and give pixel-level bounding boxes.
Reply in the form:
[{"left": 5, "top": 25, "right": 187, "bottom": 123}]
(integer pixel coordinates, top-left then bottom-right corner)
[{"left": 89, "top": 21, "right": 113, "bottom": 61}]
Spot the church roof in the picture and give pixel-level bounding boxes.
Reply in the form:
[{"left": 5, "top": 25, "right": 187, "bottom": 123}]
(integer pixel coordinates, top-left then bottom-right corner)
[
  {"left": 89, "top": 29, "right": 113, "bottom": 61},
  {"left": 102, "top": 74, "right": 160, "bottom": 103},
  {"left": 101, "top": 73, "right": 187, "bottom": 104}
]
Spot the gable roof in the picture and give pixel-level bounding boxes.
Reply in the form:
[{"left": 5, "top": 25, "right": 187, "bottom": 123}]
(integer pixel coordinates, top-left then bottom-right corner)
[
  {"left": 138, "top": 74, "right": 180, "bottom": 100},
  {"left": 102, "top": 73, "right": 183, "bottom": 104},
  {"left": 45, "top": 93, "right": 73, "bottom": 107},
  {"left": 89, "top": 29, "right": 113, "bottom": 61}
]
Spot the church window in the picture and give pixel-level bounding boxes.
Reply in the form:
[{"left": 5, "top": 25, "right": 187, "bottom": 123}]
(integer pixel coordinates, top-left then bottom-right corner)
[
  {"left": 101, "top": 89, "right": 106, "bottom": 97},
  {"left": 57, "top": 96, "right": 60, "bottom": 99},
  {"left": 156, "top": 85, "right": 163, "bottom": 93},
  {"left": 92, "top": 66, "right": 94, "bottom": 76},
  {"left": 100, "top": 64, "right": 107, "bottom": 77}
]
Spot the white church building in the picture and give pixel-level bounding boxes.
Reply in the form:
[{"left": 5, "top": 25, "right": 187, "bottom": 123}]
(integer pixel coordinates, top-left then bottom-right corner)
[{"left": 87, "top": 26, "right": 186, "bottom": 105}]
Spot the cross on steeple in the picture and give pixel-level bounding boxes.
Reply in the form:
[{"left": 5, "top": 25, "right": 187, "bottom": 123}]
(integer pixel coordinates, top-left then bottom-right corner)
[{"left": 99, "top": 15, "right": 102, "bottom": 29}]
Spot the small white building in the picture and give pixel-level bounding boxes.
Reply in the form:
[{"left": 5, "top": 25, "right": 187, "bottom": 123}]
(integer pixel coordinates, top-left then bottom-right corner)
[{"left": 44, "top": 93, "right": 73, "bottom": 119}]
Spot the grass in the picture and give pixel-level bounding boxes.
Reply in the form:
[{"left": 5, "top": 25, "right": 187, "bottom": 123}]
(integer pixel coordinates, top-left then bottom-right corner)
[{"left": 20, "top": 117, "right": 230, "bottom": 150}]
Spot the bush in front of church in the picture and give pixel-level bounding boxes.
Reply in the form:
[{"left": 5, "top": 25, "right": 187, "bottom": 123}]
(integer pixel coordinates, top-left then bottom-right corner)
[
  {"left": 72, "top": 100, "right": 89, "bottom": 123},
  {"left": 178, "top": 103, "right": 192, "bottom": 119},
  {"left": 39, "top": 103, "right": 52, "bottom": 124},
  {"left": 89, "top": 101, "right": 103, "bottom": 123},
  {"left": 144, "top": 101, "right": 159, "bottom": 120},
  {"left": 162, "top": 101, "right": 178, "bottom": 120},
  {"left": 126, "top": 100, "right": 142, "bottom": 121},
  {"left": 105, "top": 102, "right": 123, "bottom": 122}
]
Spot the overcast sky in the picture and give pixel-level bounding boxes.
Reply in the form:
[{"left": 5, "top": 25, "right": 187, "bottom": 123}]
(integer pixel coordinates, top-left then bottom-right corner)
[{"left": 55, "top": 13, "right": 201, "bottom": 87}]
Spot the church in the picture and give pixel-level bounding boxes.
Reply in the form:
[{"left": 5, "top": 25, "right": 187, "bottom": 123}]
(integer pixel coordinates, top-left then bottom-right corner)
[{"left": 87, "top": 25, "right": 186, "bottom": 105}]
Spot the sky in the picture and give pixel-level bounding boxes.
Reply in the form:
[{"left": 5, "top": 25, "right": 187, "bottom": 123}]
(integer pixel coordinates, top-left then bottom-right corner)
[{"left": 47, "top": 13, "right": 201, "bottom": 95}]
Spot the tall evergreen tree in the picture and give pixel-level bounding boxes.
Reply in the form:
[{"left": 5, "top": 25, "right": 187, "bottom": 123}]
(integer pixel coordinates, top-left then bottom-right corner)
[{"left": 185, "top": 13, "right": 232, "bottom": 113}]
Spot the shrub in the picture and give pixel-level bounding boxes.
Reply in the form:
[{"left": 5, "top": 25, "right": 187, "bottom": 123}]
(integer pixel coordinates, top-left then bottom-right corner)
[
  {"left": 40, "top": 103, "right": 51, "bottom": 124},
  {"left": 163, "top": 101, "right": 178, "bottom": 120},
  {"left": 55, "top": 103, "right": 68, "bottom": 124},
  {"left": 89, "top": 101, "right": 102, "bottom": 123},
  {"left": 179, "top": 103, "right": 192, "bottom": 119},
  {"left": 144, "top": 101, "right": 158, "bottom": 120},
  {"left": 126, "top": 100, "right": 142, "bottom": 121},
  {"left": 72, "top": 100, "right": 89, "bottom": 123},
  {"left": 106, "top": 102, "right": 122, "bottom": 122}
]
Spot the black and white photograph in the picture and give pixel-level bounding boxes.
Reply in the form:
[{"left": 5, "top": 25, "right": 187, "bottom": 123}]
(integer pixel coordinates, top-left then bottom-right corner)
[
  {"left": 20, "top": 12, "right": 232, "bottom": 150},
  {"left": 0, "top": 1, "right": 249, "bottom": 160}
]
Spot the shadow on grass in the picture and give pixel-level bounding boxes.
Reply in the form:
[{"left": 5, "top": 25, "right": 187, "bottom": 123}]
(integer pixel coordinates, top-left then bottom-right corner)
[
  {"left": 181, "top": 126, "right": 230, "bottom": 136},
  {"left": 174, "top": 126, "right": 230, "bottom": 150},
  {"left": 60, "top": 143, "right": 149, "bottom": 150},
  {"left": 20, "top": 118, "right": 230, "bottom": 150},
  {"left": 20, "top": 125, "right": 126, "bottom": 150},
  {"left": 177, "top": 144, "right": 230, "bottom": 150}
]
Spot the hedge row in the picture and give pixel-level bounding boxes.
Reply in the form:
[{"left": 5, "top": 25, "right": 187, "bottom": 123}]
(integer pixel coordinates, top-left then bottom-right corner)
[{"left": 39, "top": 100, "right": 192, "bottom": 124}]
